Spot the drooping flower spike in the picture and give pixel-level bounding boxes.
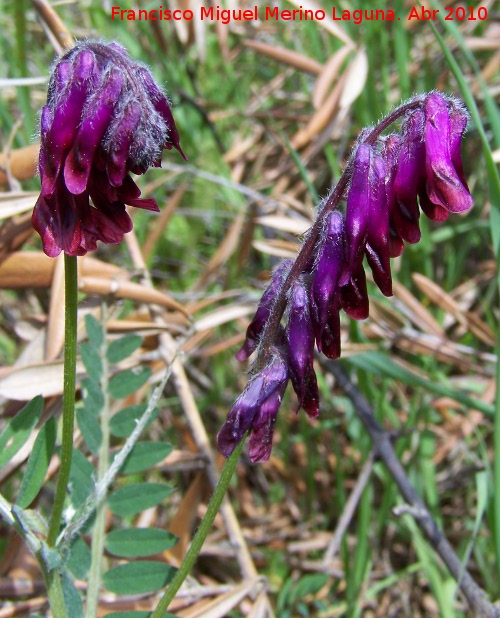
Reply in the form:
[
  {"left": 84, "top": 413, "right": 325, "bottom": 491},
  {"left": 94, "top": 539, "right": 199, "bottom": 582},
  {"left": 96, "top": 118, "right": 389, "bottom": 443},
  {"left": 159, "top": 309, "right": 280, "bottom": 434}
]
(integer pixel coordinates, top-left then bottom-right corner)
[
  {"left": 33, "top": 39, "right": 186, "bottom": 257},
  {"left": 218, "top": 91, "right": 473, "bottom": 462}
]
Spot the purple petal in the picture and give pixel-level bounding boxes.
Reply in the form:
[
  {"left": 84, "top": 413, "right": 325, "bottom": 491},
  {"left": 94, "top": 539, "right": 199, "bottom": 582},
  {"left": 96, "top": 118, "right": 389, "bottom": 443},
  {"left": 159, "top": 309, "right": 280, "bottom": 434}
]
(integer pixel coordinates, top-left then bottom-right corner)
[
  {"left": 366, "top": 155, "right": 392, "bottom": 296},
  {"left": 424, "top": 93, "right": 473, "bottom": 214},
  {"left": 449, "top": 107, "right": 469, "bottom": 187},
  {"left": 248, "top": 387, "right": 285, "bottom": 463},
  {"left": 106, "top": 100, "right": 143, "bottom": 187},
  {"left": 137, "top": 67, "right": 187, "bottom": 160},
  {"left": 345, "top": 144, "right": 372, "bottom": 268},
  {"left": 43, "top": 51, "right": 96, "bottom": 195},
  {"left": 287, "top": 282, "right": 319, "bottom": 418},
  {"left": 217, "top": 352, "right": 288, "bottom": 459},
  {"left": 236, "top": 260, "right": 293, "bottom": 361},
  {"left": 340, "top": 262, "right": 369, "bottom": 320},
  {"left": 64, "top": 71, "right": 124, "bottom": 194},
  {"left": 310, "top": 211, "right": 346, "bottom": 350},
  {"left": 320, "top": 305, "right": 341, "bottom": 360},
  {"left": 393, "top": 110, "right": 425, "bottom": 244}
]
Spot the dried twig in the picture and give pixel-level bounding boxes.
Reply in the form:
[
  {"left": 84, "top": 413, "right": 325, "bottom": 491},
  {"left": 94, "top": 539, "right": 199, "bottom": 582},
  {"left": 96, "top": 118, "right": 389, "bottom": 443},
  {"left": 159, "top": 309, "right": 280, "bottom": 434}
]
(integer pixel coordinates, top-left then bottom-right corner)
[{"left": 326, "top": 361, "right": 500, "bottom": 618}]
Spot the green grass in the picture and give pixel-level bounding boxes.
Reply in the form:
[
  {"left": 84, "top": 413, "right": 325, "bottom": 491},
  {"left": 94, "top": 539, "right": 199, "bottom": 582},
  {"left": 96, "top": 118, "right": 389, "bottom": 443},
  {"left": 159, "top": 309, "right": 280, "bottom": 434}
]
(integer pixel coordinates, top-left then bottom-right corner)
[{"left": 0, "top": 1, "right": 498, "bottom": 616}]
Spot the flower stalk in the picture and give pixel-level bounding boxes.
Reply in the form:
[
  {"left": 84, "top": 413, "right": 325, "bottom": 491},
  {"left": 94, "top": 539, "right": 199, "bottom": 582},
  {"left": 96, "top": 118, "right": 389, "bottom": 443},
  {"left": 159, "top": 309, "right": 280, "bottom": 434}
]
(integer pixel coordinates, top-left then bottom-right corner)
[
  {"left": 152, "top": 436, "right": 246, "bottom": 617},
  {"left": 47, "top": 253, "right": 78, "bottom": 547}
]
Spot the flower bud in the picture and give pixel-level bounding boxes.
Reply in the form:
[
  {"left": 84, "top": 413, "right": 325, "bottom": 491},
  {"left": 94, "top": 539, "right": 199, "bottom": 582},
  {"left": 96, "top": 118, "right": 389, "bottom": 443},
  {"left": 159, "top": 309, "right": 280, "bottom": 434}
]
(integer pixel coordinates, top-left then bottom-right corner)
[
  {"left": 310, "top": 211, "right": 347, "bottom": 350},
  {"left": 393, "top": 110, "right": 425, "bottom": 243},
  {"left": 236, "top": 260, "right": 293, "bottom": 361},
  {"left": 287, "top": 282, "right": 319, "bottom": 418},
  {"left": 424, "top": 93, "right": 473, "bottom": 214},
  {"left": 345, "top": 144, "right": 372, "bottom": 268},
  {"left": 217, "top": 352, "right": 289, "bottom": 461}
]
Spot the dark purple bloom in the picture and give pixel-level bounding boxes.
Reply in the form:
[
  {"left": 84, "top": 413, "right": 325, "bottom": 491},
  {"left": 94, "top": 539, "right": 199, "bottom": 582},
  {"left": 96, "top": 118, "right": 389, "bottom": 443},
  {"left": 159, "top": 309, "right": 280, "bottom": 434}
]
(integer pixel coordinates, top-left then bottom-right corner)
[
  {"left": 217, "top": 352, "right": 288, "bottom": 462},
  {"left": 287, "top": 282, "right": 319, "bottom": 418},
  {"left": 340, "top": 262, "right": 369, "bottom": 320},
  {"left": 424, "top": 93, "right": 473, "bottom": 215},
  {"left": 32, "top": 40, "right": 186, "bottom": 257},
  {"left": 236, "top": 260, "right": 293, "bottom": 361},
  {"left": 345, "top": 144, "right": 372, "bottom": 268},
  {"left": 393, "top": 110, "right": 425, "bottom": 244},
  {"left": 365, "top": 154, "right": 392, "bottom": 296},
  {"left": 220, "top": 91, "right": 475, "bottom": 463},
  {"left": 310, "top": 211, "right": 347, "bottom": 350}
]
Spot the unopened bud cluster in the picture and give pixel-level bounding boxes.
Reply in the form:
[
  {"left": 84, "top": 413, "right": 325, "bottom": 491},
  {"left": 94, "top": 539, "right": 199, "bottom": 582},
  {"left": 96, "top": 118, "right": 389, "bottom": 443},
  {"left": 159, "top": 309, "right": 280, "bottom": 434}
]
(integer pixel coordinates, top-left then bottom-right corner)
[
  {"left": 218, "top": 92, "right": 473, "bottom": 463},
  {"left": 32, "top": 39, "right": 186, "bottom": 257}
]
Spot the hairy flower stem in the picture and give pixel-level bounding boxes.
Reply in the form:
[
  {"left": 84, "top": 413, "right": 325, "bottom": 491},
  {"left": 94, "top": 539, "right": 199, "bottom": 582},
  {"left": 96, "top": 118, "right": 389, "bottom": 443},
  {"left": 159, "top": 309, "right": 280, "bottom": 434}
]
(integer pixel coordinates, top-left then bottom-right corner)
[
  {"left": 152, "top": 436, "right": 247, "bottom": 617},
  {"left": 253, "top": 97, "right": 426, "bottom": 374},
  {"left": 48, "top": 254, "right": 78, "bottom": 546}
]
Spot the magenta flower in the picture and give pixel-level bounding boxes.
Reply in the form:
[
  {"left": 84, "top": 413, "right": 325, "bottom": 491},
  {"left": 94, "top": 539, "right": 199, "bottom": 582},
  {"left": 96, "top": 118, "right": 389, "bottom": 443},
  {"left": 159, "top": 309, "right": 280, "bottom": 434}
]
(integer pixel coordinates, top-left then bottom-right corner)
[
  {"left": 220, "top": 91, "right": 474, "bottom": 463},
  {"left": 310, "top": 211, "right": 347, "bottom": 351},
  {"left": 287, "top": 281, "right": 319, "bottom": 418},
  {"left": 424, "top": 93, "right": 473, "bottom": 215},
  {"left": 32, "top": 40, "right": 186, "bottom": 257},
  {"left": 236, "top": 260, "right": 292, "bottom": 361}
]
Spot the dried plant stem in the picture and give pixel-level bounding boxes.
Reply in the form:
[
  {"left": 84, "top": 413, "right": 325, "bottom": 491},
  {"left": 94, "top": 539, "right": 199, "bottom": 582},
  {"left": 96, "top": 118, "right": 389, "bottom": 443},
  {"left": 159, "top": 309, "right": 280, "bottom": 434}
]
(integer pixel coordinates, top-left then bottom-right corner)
[
  {"left": 124, "top": 231, "right": 273, "bottom": 614},
  {"left": 328, "top": 362, "right": 500, "bottom": 618},
  {"left": 59, "top": 354, "right": 176, "bottom": 549},
  {"left": 30, "top": 0, "right": 74, "bottom": 52}
]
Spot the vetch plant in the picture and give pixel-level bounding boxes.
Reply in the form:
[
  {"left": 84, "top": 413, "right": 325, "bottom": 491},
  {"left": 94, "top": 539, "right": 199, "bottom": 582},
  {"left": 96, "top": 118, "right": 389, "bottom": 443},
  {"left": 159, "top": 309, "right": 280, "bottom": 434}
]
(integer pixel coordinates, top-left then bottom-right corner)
[
  {"left": 218, "top": 91, "right": 473, "bottom": 462},
  {"left": 0, "top": 39, "right": 186, "bottom": 618},
  {"left": 154, "top": 92, "right": 500, "bottom": 618}
]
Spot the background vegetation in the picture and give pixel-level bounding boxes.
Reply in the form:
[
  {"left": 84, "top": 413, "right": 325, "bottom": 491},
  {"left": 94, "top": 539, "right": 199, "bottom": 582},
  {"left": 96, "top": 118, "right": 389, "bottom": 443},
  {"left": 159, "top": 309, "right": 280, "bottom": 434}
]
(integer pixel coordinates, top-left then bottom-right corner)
[{"left": 0, "top": 0, "right": 499, "bottom": 616}]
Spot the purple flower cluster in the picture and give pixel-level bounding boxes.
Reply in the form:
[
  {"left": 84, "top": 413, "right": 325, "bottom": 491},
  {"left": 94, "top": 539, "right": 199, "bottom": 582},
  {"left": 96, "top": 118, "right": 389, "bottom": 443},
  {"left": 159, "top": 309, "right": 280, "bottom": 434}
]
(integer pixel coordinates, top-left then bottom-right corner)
[
  {"left": 32, "top": 40, "right": 186, "bottom": 257},
  {"left": 218, "top": 92, "right": 473, "bottom": 463}
]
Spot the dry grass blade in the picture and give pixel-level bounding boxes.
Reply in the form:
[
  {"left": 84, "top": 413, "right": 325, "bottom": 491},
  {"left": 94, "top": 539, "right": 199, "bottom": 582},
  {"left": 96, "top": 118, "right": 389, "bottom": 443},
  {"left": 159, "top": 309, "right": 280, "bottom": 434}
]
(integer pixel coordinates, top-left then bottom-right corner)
[
  {"left": 30, "top": 0, "right": 74, "bottom": 51},
  {"left": 0, "top": 359, "right": 85, "bottom": 400},
  {"left": 287, "top": 0, "right": 354, "bottom": 46},
  {"left": 252, "top": 238, "right": 299, "bottom": 258},
  {"left": 46, "top": 254, "right": 65, "bottom": 361},
  {"left": 255, "top": 215, "right": 310, "bottom": 236},
  {"left": 291, "top": 70, "right": 348, "bottom": 149},
  {"left": 142, "top": 183, "right": 187, "bottom": 261},
  {"left": 313, "top": 46, "right": 353, "bottom": 109},
  {"left": 242, "top": 40, "right": 323, "bottom": 75},
  {"left": 338, "top": 48, "right": 369, "bottom": 110},
  {"left": 177, "top": 579, "right": 265, "bottom": 618},
  {"left": 0, "top": 252, "right": 131, "bottom": 290},
  {"left": 0, "top": 193, "right": 37, "bottom": 219},
  {"left": 167, "top": 472, "right": 207, "bottom": 565},
  {"left": 78, "top": 276, "right": 191, "bottom": 317},
  {"left": 412, "top": 272, "right": 495, "bottom": 344},
  {"left": 192, "top": 303, "right": 255, "bottom": 333},
  {"left": 0, "top": 145, "right": 39, "bottom": 186},
  {"left": 392, "top": 280, "right": 445, "bottom": 336},
  {"left": 192, "top": 211, "right": 246, "bottom": 291},
  {"left": 0, "top": 213, "right": 33, "bottom": 259}
]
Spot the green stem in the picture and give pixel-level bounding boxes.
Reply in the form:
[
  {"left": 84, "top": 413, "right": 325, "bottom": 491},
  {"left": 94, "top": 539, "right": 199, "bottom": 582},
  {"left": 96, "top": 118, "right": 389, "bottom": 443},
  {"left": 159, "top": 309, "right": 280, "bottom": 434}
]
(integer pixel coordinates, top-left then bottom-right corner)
[
  {"left": 85, "top": 303, "right": 109, "bottom": 618},
  {"left": 47, "top": 254, "right": 78, "bottom": 547},
  {"left": 152, "top": 438, "right": 246, "bottom": 617},
  {"left": 44, "top": 568, "right": 68, "bottom": 618}
]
